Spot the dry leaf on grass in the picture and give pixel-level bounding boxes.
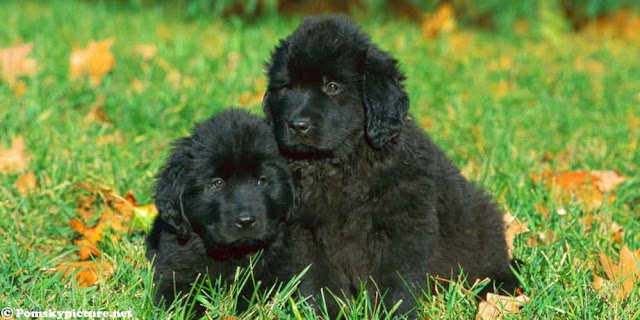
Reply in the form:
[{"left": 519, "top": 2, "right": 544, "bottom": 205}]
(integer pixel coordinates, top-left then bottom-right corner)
[
  {"left": 611, "top": 222, "right": 625, "bottom": 245},
  {"left": 475, "top": 293, "right": 530, "bottom": 320},
  {"left": 422, "top": 4, "right": 456, "bottom": 39},
  {"left": 66, "top": 184, "right": 156, "bottom": 260},
  {"left": 69, "top": 39, "right": 115, "bottom": 87},
  {"left": 503, "top": 213, "right": 530, "bottom": 258},
  {"left": 70, "top": 218, "right": 103, "bottom": 260},
  {"left": 531, "top": 169, "right": 627, "bottom": 210},
  {"left": 134, "top": 44, "right": 157, "bottom": 60},
  {"left": 0, "top": 136, "right": 30, "bottom": 174},
  {"left": 0, "top": 43, "right": 36, "bottom": 84},
  {"left": 14, "top": 171, "right": 36, "bottom": 195},
  {"left": 56, "top": 184, "right": 155, "bottom": 287},
  {"left": 595, "top": 245, "right": 640, "bottom": 301},
  {"left": 54, "top": 261, "right": 115, "bottom": 287},
  {"left": 85, "top": 93, "right": 109, "bottom": 123}
]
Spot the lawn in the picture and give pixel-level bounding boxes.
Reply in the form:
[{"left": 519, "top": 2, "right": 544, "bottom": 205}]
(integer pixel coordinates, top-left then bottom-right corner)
[{"left": 1, "top": 1, "right": 639, "bottom": 319}]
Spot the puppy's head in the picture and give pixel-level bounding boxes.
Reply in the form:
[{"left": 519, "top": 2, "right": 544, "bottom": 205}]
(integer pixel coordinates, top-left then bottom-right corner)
[
  {"left": 263, "top": 15, "right": 409, "bottom": 158},
  {"left": 154, "top": 109, "right": 295, "bottom": 249}
]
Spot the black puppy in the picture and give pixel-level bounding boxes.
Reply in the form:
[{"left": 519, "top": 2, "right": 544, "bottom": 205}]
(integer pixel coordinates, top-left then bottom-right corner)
[
  {"left": 146, "top": 109, "right": 331, "bottom": 317},
  {"left": 263, "top": 16, "right": 521, "bottom": 316}
]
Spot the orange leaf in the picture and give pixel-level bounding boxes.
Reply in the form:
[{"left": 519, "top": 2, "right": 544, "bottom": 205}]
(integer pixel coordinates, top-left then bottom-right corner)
[
  {"left": 421, "top": 4, "right": 456, "bottom": 39},
  {"left": 69, "top": 39, "right": 115, "bottom": 87},
  {"left": 68, "top": 184, "right": 140, "bottom": 261},
  {"left": 70, "top": 218, "right": 103, "bottom": 260},
  {"left": 55, "top": 261, "right": 115, "bottom": 287},
  {"left": 76, "top": 193, "right": 96, "bottom": 223},
  {"left": 597, "top": 246, "right": 640, "bottom": 301},
  {"left": 134, "top": 44, "right": 157, "bottom": 60},
  {"left": 0, "top": 136, "right": 30, "bottom": 174},
  {"left": 531, "top": 170, "right": 626, "bottom": 210},
  {"left": 85, "top": 94, "right": 109, "bottom": 123},
  {"left": 503, "top": 213, "right": 530, "bottom": 258},
  {"left": 0, "top": 43, "right": 36, "bottom": 84},
  {"left": 533, "top": 202, "right": 549, "bottom": 217},
  {"left": 14, "top": 171, "right": 36, "bottom": 196},
  {"left": 475, "top": 293, "right": 530, "bottom": 320},
  {"left": 611, "top": 223, "right": 624, "bottom": 245}
]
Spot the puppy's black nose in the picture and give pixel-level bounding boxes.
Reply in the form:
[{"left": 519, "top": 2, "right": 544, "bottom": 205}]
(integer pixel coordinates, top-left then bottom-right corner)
[
  {"left": 288, "top": 118, "right": 311, "bottom": 134},
  {"left": 235, "top": 212, "right": 256, "bottom": 228}
]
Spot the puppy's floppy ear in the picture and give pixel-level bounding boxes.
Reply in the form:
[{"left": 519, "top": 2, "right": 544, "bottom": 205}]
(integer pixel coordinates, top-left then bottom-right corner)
[
  {"left": 362, "top": 47, "right": 410, "bottom": 149},
  {"left": 262, "top": 38, "right": 290, "bottom": 124},
  {"left": 154, "top": 138, "right": 193, "bottom": 240},
  {"left": 262, "top": 91, "right": 272, "bottom": 124}
]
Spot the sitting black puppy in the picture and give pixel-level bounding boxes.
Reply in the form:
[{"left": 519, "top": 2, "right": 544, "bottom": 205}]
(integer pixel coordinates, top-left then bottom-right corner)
[
  {"left": 146, "top": 109, "right": 332, "bottom": 317},
  {"left": 262, "top": 16, "right": 521, "bottom": 317}
]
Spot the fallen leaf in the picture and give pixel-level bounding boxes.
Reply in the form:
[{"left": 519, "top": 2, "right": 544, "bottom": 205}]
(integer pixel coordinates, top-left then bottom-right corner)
[
  {"left": 12, "top": 80, "right": 28, "bottom": 97},
  {"left": 595, "top": 245, "right": 640, "bottom": 301},
  {"left": 76, "top": 193, "right": 95, "bottom": 223},
  {"left": 85, "top": 94, "right": 109, "bottom": 123},
  {"left": 527, "top": 230, "right": 554, "bottom": 247},
  {"left": 69, "top": 39, "right": 115, "bottom": 87},
  {"left": 166, "top": 69, "right": 182, "bottom": 89},
  {"left": 134, "top": 44, "right": 157, "bottom": 60},
  {"left": 533, "top": 202, "right": 549, "bottom": 217},
  {"left": 475, "top": 293, "right": 530, "bottom": 320},
  {"left": 131, "top": 78, "right": 147, "bottom": 93},
  {"left": 14, "top": 171, "right": 36, "bottom": 196},
  {"left": 422, "top": 4, "right": 456, "bottom": 39},
  {"left": 70, "top": 218, "right": 103, "bottom": 260},
  {"left": 503, "top": 213, "right": 530, "bottom": 258},
  {"left": 238, "top": 91, "right": 263, "bottom": 107},
  {"left": 0, "top": 136, "right": 30, "bottom": 174},
  {"left": 54, "top": 261, "right": 115, "bottom": 287},
  {"left": 531, "top": 169, "right": 627, "bottom": 210},
  {"left": 0, "top": 43, "right": 36, "bottom": 84},
  {"left": 611, "top": 222, "right": 624, "bottom": 245},
  {"left": 96, "top": 131, "right": 126, "bottom": 146},
  {"left": 581, "top": 214, "right": 594, "bottom": 233},
  {"left": 581, "top": 11, "right": 640, "bottom": 40},
  {"left": 132, "top": 203, "right": 158, "bottom": 231}
]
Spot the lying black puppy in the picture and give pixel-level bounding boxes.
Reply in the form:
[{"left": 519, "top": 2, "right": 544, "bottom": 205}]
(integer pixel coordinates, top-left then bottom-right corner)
[
  {"left": 146, "top": 109, "right": 332, "bottom": 317},
  {"left": 263, "top": 16, "right": 521, "bottom": 316}
]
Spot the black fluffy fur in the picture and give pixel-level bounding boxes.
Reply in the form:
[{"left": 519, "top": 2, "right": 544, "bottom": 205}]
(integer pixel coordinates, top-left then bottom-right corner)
[
  {"left": 146, "top": 109, "right": 333, "bottom": 317},
  {"left": 263, "top": 16, "right": 521, "bottom": 316}
]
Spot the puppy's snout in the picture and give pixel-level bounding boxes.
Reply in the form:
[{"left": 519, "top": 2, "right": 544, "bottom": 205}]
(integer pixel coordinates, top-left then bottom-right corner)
[
  {"left": 235, "top": 212, "right": 256, "bottom": 228},
  {"left": 288, "top": 118, "right": 311, "bottom": 134}
]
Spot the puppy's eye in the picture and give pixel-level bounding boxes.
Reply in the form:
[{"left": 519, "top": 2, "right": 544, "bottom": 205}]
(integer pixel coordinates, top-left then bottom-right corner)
[
  {"left": 325, "top": 82, "right": 342, "bottom": 96},
  {"left": 257, "top": 176, "right": 269, "bottom": 186},
  {"left": 209, "top": 178, "right": 225, "bottom": 190}
]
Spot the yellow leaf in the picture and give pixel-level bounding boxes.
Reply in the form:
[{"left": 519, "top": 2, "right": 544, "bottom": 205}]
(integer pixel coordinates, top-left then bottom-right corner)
[
  {"left": 0, "top": 43, "right": 37, "bottom": 84},
  {"left": 597, "top": 246, "right": 640, "bottom": 301},
  {"left": 531, "top": 169, "right": 627, "bottom": 210},
  {"left": 503, "top": 213, "right": 530, "bottom": 258},
  {"left": 85, "top": 94, "right": 109, "bottom": 123},
  {"left": 14, "top": 171, "right": 36, "bottom": 196},
  {"left": 421, "top": 4, "right": 456, "bottom": 39},
  {"left": 54, "top": 261, "right": 115, "bottom": 287},
  {"left": 475, "top": 293, "right": 530, "bottom": 320},
  {"left": 0, "top": 136, "right": 30, "bottom": 174},
  {"left": 134, "top": 44, "right": 157, "bottom": 60},
  {"left": 132, "top": 203, "right": 158, "bottom": 231},
  {"left": 70, "top": 39, "right": 115, "bottom": 87}
]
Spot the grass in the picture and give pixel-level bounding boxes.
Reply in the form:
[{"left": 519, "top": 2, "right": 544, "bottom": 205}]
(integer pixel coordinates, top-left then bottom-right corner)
[{"left": 1, "top": 0, "right": 639, "bottom": 319}]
